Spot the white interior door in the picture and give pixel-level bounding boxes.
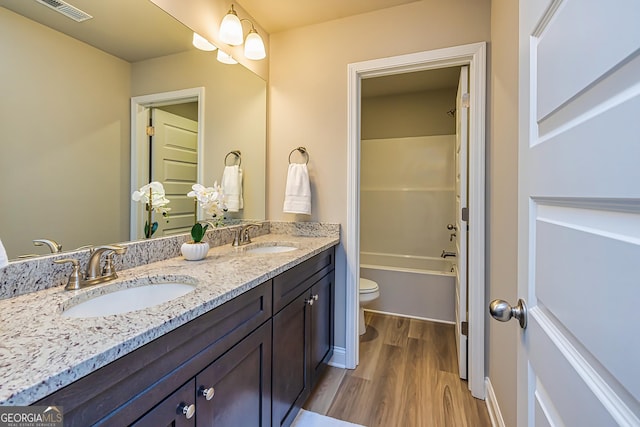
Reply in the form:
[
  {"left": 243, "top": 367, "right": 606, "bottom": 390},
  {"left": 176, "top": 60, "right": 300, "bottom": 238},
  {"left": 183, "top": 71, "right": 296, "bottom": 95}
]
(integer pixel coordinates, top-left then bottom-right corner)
[
  {"left": 517, "top": 1, "right": 640, "bottom": 425},
  {"left": 455, "top": 65, "right": 469, "bottom": 381},
  {"left": 151, "top": 108, "right": 198, "bottom": 236}
]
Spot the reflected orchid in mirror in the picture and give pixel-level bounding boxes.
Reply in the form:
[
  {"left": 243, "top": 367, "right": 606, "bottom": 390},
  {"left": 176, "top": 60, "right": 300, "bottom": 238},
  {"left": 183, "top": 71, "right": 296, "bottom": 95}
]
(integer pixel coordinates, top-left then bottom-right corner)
[
  {"left": 132, "top": 181, "right": 171, "bottom": 238},
  {"left": 188, "top": 182, "right": 227, "bottom": 229}
]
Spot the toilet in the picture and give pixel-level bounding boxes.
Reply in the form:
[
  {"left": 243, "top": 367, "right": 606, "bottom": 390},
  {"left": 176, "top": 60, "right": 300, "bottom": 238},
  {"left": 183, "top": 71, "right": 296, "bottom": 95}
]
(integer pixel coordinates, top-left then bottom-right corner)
[{"left": 359, "top": 278, "right": 380, "bottom": 335}]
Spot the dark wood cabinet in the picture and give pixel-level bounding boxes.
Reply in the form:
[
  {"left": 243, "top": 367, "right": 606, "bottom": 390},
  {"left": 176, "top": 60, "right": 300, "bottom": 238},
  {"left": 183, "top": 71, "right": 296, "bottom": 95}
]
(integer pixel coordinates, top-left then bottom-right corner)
[
  {"left": 310, "top": 273, "right": 334, "bottom": 386},
  {"left": 131, "top": 380, "right": 196, "bottom": 427},
  {"left": 35, "top": 245, "right": 336, "bottom": 427},
  {"left": 272, "top": 291, "right": 311, "bottom": 427},
  {"left": 195, "top": 321, "right": 271, "bottom": 427},
  {"left": 272, "top": 248, "right": 335, "bottom": 427}
]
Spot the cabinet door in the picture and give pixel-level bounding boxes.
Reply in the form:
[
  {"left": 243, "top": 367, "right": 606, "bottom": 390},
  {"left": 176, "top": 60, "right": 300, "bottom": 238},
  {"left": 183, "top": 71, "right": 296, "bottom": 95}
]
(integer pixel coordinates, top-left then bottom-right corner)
[
  {"left": 272, "top": 291, "right": 311, "bottom": 427},
  {"left": 310, "top": 273, "right": 334, "bottom": 385},
  {"left": 195, "top": 321, "right": 272, "bottom": 427},
  {"left": 131, "top": 379, "right": 196, "bottom": 427}
]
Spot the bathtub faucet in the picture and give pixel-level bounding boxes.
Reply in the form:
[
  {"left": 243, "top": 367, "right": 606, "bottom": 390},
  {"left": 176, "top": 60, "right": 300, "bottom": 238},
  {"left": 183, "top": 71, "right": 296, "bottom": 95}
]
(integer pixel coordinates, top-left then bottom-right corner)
[{"left": 441, "top": 250, "right": 456, "bottom": 259}]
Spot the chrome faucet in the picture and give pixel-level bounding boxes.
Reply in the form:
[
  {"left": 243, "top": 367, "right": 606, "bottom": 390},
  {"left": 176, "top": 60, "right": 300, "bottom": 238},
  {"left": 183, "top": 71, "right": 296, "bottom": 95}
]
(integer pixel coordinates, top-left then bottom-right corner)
[
  {"left": 55, "top": 244, "right": 127, "bottom": 290},
  {"left": 232, "top": 224, "right": 261, "bottom": 247},
  {"left": 33, "top": 239, "right": 62, "bottom": 253},
  {"left": 441, "top": 250, "right": 456, "bottom": 259}
]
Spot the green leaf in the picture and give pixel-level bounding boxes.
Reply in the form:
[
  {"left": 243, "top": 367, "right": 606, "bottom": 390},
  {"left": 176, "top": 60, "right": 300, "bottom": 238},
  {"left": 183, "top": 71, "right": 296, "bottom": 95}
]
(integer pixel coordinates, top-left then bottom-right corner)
[{"left": 191, "top": 223, "right": 209, "bottom": 243}]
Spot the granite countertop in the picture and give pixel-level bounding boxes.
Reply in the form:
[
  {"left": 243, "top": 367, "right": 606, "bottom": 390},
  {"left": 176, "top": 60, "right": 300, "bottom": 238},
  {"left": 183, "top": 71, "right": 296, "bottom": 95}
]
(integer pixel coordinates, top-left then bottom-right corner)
[{"left": 0, "top": 233, "right": 338, "bottom": 405}]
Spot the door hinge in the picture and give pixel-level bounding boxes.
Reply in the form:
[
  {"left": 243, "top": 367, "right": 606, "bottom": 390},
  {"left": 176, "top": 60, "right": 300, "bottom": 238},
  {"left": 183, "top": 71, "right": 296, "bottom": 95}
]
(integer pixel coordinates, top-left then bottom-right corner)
[
  {"left": 461, "top": 93, "right": 470, "bottom": 108},
  {"left": 461, "top": 321, "right": 468, "bottom": 336},
  {"left": 461, "top": 207, "right": 469, "bottom": 222},
  {"left": 146, "top": 126, "right": 155, "bottom": 136}
]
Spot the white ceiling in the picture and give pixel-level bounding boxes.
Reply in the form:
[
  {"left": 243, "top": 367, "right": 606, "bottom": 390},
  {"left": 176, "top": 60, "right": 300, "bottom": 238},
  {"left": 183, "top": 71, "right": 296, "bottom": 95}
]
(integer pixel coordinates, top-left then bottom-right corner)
[
  {"left": 237, "top": 0, "right": 422, "bottom": 34},
  {"left": 0, "top": 0, "right": 193, "bottom": 62}
]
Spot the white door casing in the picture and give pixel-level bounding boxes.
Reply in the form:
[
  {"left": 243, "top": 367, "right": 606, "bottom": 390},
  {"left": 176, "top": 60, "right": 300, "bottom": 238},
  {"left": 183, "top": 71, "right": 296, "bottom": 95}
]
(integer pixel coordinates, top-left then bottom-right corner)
[
  {"left": 455, "top": 65, "right": 469, "bottom": 381},
  {"left": 130, "top": 88, "right": 204, "bottom": 240},
  {"left": 347, "top": 42, "right": 486, "bottom": 398},
  {"left": 517, "top": 1, "right": 640, "bottom": 425}
]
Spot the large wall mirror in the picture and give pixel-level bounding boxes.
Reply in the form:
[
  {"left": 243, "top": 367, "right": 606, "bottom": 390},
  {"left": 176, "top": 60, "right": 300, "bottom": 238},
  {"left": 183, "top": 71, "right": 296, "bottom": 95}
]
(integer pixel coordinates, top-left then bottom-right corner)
[{"left": 0, "top": 0, "right": 266, "bottom": 260}]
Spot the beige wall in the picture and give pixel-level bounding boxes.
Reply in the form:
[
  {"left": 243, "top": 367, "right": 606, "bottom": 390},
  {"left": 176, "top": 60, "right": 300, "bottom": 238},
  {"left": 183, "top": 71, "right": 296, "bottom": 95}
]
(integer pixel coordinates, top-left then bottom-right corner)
[
  {"left": 0, "top": 8, "right": 131, "bottom": 259},
  {"left": 487, "top": 0, "right": 519, "bottom": 425},
  {"left": 268, "top": 1, "right": 491, "bottom": 348},
  {"left": 362, "top": 88, "right": 457, "bottom": 139},
  {"left": 131, "top": 50, "right": 267, "bottom": 221}
]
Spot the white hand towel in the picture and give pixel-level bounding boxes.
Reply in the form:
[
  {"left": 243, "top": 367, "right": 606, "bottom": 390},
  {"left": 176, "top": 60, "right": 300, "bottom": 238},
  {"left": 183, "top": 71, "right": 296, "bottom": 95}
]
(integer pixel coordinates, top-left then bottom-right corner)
[
  {"left": 222, "top": 165, "right": 243, "bottom": 212},
  {"left": 0, "top": 239, "right": 9, "bottom": 269},
  {"left": 283, "top": 163, "right": 311, "bottom": 215}
]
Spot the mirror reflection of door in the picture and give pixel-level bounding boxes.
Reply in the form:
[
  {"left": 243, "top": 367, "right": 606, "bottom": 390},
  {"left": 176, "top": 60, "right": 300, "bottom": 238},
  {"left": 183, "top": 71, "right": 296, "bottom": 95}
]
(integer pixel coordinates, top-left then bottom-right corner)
[{"left": 150, "top": 107, "right": 198, "bottom": 236}]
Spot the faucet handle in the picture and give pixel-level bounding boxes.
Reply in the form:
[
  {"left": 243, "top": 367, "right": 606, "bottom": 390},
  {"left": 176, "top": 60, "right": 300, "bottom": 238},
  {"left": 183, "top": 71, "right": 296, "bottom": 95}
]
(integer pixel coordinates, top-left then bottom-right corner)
[
  {"left": 54, "top": 258, "right": 83, "bottom": 290},
  {"left": 102, "top": 252, "right": 117, "bottom": 276}
]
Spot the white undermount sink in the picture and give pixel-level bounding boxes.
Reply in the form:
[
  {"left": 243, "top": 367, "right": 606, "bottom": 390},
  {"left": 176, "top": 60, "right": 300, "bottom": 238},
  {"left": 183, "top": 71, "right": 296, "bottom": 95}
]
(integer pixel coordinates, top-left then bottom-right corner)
[
  {"left": 62, "top": 282, "right": 197, "bottom": 318},
  {"left": 244, "top": 245, "right": 297, "bottom": 254}
]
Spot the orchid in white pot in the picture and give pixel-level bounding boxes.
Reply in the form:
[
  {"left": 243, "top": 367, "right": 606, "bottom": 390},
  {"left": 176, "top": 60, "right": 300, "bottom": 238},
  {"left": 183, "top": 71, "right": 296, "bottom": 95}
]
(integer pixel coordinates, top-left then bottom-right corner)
[
  {"left": 181, "top": 183, "right": 227, "bottom": 260},
  {"left": 132, "top": 181, "right": 171, "bottom": 239}
]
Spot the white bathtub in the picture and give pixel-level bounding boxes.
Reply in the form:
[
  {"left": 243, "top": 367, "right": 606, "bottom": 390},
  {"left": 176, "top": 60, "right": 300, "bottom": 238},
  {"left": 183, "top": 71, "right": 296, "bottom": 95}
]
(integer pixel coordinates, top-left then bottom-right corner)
[{"left": 360, "top": 251, "right": 456, "bottom": 323}]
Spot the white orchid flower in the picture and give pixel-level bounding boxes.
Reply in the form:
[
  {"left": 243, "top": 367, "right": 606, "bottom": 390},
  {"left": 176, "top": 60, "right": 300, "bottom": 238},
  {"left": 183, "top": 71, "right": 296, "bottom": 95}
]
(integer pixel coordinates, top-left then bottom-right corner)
[{"left": 188, "top": 181, "right": 227, "bottom": 224}]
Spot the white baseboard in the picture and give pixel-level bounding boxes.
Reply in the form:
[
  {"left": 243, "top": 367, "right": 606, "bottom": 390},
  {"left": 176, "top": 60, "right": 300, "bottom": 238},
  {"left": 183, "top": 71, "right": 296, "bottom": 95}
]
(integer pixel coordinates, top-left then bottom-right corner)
[
  {"left": 485, "top": 377, "right": 505, "bottom": 427},
  {"left": 328, "top": 346, "right": 346, "bottom": 368}
]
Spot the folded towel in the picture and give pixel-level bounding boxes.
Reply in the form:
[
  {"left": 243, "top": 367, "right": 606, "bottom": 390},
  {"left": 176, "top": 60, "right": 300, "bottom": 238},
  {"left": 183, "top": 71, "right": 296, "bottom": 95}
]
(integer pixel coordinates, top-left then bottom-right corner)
[
  {"left": 0, "top": 239, "right": 9, "bottom": 269},
  {"left": 283, "top": 163, "right": 311, "bottom": 215},
  {"left": 222, "top": 165, "right": 243, "bottom": 212}
]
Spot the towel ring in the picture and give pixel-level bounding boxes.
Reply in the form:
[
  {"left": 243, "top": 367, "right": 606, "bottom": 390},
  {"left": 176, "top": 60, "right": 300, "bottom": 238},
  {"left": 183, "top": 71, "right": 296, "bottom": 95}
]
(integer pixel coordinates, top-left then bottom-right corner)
[
  {"left": 288, "top": 147, "right": 309, "bottom": 165},
  {"left": 224, "top": 150, "right": 241, "bottom": 167}
]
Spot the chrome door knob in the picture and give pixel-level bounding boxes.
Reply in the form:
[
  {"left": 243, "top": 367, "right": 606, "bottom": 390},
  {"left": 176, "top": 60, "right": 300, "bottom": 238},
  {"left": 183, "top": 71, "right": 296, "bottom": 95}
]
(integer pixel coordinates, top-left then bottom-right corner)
[
  {"left": 489, "top": 298, "right": 527, "bottom": 329},
  {"left": 178, "top": 402, "right": 196, "bottom": 419}
]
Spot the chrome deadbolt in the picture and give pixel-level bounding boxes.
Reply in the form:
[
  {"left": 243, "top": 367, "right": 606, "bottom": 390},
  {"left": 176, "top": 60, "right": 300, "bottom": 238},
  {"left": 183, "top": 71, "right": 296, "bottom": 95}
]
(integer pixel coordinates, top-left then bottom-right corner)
[{"left": 489, "top": 298, "right": 527, "bottom": 329}]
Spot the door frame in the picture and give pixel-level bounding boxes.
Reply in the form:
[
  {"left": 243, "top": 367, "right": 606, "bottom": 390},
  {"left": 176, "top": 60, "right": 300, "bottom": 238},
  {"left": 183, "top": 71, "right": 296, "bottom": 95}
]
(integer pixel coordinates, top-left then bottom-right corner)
[
  {"left": 130, "top": 87, "right": 205, "bottom": 240},
  {"left": 346, "top": 42, "right": 486, "bottom": 398}
]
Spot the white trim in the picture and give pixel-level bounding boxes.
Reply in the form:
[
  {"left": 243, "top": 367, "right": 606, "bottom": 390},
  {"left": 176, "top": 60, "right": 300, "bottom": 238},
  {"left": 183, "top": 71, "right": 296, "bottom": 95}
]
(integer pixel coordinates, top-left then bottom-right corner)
[
  {"left": 485, "top": 377, "right": 506, "bottom": 427},
  {"left": 130, "top": 87, "right": 205, "bottom": 240},
  {"left": 328, "top": 346, "right": 347, "bottom": 369},
  {"left": 364, "top": 308, "right": 455, "bottom": 325},
  {"left": 346, "top": 42, "right": 486, "bottom": 398}
]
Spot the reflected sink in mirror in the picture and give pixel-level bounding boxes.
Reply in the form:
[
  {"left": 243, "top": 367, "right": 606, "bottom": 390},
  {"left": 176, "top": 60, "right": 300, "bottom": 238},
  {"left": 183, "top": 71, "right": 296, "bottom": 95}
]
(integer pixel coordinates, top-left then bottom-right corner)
[{"left": 62, "top": 282, "right": 196, "bottom": 318}]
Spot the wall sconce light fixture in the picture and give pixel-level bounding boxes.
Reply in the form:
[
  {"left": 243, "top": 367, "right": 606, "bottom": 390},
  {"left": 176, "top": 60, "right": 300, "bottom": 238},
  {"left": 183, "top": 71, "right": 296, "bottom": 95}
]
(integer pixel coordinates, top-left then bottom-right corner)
[
  {"left": 219, "top": 4, "right": 266, "bottom": 61},
  {"left": 192, "top": 33, "right": 217, "bottom": 51}
]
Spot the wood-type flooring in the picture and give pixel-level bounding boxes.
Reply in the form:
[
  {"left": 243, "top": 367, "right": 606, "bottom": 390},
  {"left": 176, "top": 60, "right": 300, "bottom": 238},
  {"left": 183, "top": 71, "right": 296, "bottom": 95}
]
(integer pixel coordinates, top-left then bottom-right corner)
[{"left": 303, "top": 312, "right": 492, "bottom": 427}]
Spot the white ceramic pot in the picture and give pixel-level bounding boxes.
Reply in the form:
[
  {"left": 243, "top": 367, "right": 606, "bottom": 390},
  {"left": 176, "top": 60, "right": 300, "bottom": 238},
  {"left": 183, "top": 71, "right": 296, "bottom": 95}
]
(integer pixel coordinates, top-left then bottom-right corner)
[{"left": 180, "top": 241, "right": 209, "bottom": 261}]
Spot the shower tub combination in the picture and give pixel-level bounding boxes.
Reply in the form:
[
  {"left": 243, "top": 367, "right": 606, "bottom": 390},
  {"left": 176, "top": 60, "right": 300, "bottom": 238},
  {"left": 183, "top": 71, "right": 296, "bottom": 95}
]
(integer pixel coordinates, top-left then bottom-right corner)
[{"left": 360, "top": 251, "right": 456, "bottom": 323}]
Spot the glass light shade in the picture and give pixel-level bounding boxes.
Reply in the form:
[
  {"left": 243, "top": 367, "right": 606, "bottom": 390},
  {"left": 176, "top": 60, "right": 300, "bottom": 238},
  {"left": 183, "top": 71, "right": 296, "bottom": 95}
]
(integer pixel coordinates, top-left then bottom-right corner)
[
  {"left": 192, "top": 33, "right": 217, "bottom": 51},
  {"left": 217, "top": 50, "right": 238, "bottom": 64},
  {"left": 219, "top": 8, "right": 243, "bottom": 45},
  {"left": 244, "top": 29, "right": 266, "bottom": 60}
]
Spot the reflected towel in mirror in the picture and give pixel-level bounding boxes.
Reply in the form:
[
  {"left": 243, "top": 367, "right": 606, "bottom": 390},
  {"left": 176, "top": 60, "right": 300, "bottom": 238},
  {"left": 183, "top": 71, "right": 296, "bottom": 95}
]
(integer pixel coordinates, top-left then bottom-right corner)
[
  {"left": 222, "top": 165, "right": 243, "bottom": 212},
  {"left": 0, "top": 239, "right": 8, "bottom": 269},
  {"left": 283, "top": 163, "right": 311, "bottom": 215}
]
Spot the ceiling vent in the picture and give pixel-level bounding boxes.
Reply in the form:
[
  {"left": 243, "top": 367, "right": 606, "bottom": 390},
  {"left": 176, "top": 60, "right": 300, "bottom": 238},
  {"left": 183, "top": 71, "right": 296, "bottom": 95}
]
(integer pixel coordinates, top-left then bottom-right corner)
[{"left": 34, "top": 0, "right": 93, "bottom": 22}]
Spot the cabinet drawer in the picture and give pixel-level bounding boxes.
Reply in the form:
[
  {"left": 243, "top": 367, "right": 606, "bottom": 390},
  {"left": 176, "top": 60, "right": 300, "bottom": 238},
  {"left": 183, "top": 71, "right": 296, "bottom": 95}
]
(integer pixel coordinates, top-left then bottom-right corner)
[
  {"left": 273, "top": 247, "right": 335, "bottom": 313},
  {"left": 37, "top": 280, "right": 272, "bottom": 426}
]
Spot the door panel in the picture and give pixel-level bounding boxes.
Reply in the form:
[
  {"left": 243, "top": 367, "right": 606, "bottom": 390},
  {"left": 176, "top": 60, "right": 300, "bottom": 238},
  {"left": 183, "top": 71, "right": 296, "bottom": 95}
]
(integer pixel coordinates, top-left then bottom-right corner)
[
  {"left": 455, "top": 65, "right": 469, "bottom": 380},
  {"left": 519, "top": 0, "right": 640, "bottom": 425},
  {"left": 151, "top": 108, "right": 198, "bottom": 236}
]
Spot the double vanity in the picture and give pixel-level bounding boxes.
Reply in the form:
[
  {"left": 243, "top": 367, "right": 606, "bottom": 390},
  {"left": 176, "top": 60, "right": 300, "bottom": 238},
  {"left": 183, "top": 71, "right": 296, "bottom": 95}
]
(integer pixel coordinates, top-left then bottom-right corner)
[{"left": 0, "top": 222, "right": 339, "bottom": 426}]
